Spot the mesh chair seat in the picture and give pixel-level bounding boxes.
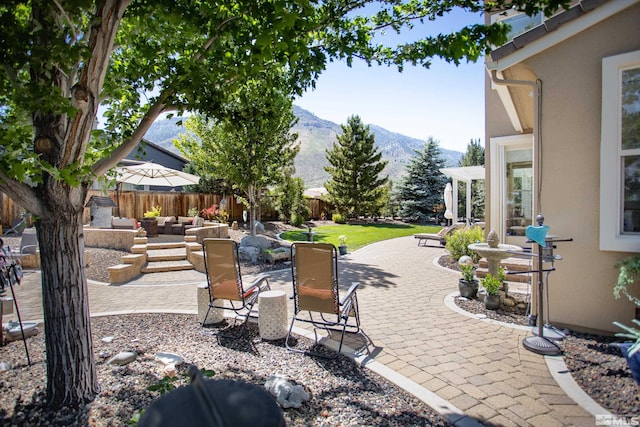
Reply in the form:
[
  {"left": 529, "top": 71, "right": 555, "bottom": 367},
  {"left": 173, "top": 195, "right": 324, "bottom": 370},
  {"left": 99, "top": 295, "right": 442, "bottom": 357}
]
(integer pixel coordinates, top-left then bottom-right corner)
[
  {"left": 286, "top": 242, "right": 360, "bottom": 358},
  {"left": 201, "top": 238, "right": 271, "bottom": 338}
]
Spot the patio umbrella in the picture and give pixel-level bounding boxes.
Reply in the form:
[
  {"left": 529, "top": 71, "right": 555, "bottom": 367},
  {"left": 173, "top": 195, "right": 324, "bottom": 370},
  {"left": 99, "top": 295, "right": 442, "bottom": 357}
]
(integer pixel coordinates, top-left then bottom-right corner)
[
  {"left": 114, "top": 162, "right": 200, "bottom": 187},
  {"left": 443, "top": 182, "right": 453, "bottom": 221}
]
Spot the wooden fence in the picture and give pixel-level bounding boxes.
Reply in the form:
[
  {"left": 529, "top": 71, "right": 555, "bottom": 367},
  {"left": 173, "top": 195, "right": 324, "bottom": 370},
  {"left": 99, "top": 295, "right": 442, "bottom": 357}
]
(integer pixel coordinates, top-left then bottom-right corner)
[{"left": 1, "top": 190, "right": 329, "bottom": 229}]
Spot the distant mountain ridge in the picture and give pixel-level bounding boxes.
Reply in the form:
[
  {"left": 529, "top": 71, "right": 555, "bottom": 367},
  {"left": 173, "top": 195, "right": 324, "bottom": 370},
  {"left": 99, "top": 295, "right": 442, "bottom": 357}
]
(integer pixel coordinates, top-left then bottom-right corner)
[{"left": 143, "top": 105, "right": 463, "bottom": 188}]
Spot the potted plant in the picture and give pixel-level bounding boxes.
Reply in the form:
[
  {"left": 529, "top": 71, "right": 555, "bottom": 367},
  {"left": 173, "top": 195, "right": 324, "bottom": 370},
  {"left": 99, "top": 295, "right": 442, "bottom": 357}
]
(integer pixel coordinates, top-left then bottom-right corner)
[
  {"left": 613, "top": 320, "right": 640, "bottom": 385},
  {"left": 338, "top": 235, "right": 348, "bottom": 255},
  {"left": 481, "top": 273, "right": 502, "bottom": 310},
  {"left": 143, "top": 206, "right": 161, "bottom": 218},
  {"left": 458, "top": 256, "right": 478, "bottom": 298},
  {"left": 612, "top": 254, "right": 640, "bottom": 385}
]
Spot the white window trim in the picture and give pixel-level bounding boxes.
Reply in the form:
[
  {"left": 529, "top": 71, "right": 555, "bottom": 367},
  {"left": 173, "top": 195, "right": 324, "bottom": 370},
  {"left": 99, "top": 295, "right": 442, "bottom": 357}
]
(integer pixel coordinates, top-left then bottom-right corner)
[
  {"left": 490, "top": 134, "right": 534, "bottom": 240},
  {"left": 600, "top": 49, "right": 640, "bottom": 252}
]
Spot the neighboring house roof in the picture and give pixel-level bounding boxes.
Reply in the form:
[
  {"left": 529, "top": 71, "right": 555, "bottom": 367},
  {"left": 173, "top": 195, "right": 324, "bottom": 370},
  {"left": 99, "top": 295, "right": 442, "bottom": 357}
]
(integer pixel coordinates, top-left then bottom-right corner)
[
  {"left": 126, "top": 138, "right": 188, "bottom": 163},
  {"left": 486, "top": 0, "right": 638, "bottom": 71},
  {"left": 303, "top": 187, "right": 328, "bottom": 199},
  {"left": 85, "top": 196, "right": 117, "bottom": 208}
]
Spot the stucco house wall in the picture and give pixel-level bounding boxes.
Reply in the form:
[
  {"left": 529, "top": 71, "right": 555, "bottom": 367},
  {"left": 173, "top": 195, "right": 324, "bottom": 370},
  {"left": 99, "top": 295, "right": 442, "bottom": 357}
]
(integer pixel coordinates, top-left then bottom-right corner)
[{"left": 485, "top": 3, "right": 640, "bottom": 333}]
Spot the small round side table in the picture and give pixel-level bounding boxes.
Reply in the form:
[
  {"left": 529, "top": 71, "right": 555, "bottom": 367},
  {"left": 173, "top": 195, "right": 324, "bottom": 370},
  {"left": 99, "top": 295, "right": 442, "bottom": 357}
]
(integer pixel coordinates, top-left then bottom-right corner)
[{"left": 258, "top": 290, "right": 288, "bottom": 340}]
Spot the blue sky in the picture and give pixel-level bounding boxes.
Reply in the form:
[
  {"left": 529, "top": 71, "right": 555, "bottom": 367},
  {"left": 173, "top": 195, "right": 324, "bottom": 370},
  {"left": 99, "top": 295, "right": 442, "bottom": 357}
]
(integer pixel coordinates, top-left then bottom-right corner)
[{"left": 294, "top": 8, "right": 486, "bottom": 153}]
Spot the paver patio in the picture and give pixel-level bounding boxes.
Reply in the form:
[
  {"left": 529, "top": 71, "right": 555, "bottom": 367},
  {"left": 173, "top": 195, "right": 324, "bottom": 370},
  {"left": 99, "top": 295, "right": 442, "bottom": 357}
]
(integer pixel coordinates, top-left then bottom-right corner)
[{"left": 6, "top": 235, "right": 601, "bottom": 426}]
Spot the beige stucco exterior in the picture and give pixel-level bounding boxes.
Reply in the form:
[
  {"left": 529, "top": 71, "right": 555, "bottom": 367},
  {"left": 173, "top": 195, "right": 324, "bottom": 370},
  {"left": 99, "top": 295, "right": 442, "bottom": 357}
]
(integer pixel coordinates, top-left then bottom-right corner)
[{"left": 484, "top": 2, "right": 640, "bottom": 333}]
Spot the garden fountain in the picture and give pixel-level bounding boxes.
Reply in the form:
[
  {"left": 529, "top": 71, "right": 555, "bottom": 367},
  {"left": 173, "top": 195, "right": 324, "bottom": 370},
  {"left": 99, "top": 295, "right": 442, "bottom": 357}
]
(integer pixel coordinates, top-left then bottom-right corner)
[{"left": 468, "top": 229, "right": 523, "bottom": 281}]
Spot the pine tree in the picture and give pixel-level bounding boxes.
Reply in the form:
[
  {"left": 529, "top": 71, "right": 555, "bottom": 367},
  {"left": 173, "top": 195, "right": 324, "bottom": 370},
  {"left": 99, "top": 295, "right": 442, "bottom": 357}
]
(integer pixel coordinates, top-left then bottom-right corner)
[
  {"left": 395, "top": 138, "right": 448, "bottom": 222},
  {"left": 458, "top": 138, "right": 485, "bottom": 167},
  {"left": 324, "top": 116, "right": 389, "bottom": 218}
]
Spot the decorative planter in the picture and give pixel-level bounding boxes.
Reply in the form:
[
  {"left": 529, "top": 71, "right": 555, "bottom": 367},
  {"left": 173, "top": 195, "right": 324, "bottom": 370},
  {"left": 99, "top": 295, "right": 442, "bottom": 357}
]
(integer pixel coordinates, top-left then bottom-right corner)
[
  {"left": 484, "top": 294, "right": 501, "bottom": 310},
  {"left": 338, "top": 245, "right": 348, "bottom": 255},
  {"left": 620, "top": 343, "right": 640, "bottom": 386},
  {"left": 458, "top": 279, "right": 479, "bottom": 298}
]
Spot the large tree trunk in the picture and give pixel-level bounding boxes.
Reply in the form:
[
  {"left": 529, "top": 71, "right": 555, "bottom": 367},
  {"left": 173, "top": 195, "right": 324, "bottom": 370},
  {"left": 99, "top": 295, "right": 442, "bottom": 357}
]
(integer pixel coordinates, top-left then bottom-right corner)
[{"left": 37, "top": 199, "right": 99, "bottom": 408}]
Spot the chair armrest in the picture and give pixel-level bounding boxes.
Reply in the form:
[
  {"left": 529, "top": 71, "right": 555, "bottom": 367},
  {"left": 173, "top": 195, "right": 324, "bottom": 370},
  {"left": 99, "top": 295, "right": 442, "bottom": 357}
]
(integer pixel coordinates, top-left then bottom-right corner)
[
  {"left": 245, "top": 274, "right": 272, "bottom": 294},
  {"left": 339, "top": 282, "right": 359, "bottom": 306},
  {"left": 20, "top": 245, "right": 38, "bottom": 255},
  {"left": 164, "top": 220, "right": 178, "bottom": 234}
]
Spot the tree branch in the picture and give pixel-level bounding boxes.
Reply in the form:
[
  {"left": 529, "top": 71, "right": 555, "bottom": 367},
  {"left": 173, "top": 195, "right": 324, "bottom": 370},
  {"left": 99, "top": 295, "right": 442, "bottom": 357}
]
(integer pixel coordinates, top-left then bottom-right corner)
[{"left": 0, "top": 172, "right": 44, "bottom": 218}]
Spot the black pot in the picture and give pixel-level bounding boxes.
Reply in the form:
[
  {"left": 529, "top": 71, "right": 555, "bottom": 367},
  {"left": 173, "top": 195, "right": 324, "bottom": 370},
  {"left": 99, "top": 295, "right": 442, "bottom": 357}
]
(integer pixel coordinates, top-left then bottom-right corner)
[
  {"left": 484, "top": 294, "right": 501, "bottom": 310},
  {"left": 458, "top": 279, "right": 478, "bottom": 298}
]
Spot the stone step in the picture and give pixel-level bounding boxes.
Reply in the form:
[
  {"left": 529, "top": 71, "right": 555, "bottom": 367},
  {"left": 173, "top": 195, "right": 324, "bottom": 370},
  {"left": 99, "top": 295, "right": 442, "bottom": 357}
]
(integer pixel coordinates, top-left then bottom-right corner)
[
  {"left": 146, "top": 242, "right": 186, "bottom": 250},
  {"left": 147, "top": 247, "right": 187, "bottom": 262},
  {"left": 141, "top": 260, "right": 194, "bottom": 273},
  {"left": 477, "top": 257, "right": 533, "bottom": 284}
]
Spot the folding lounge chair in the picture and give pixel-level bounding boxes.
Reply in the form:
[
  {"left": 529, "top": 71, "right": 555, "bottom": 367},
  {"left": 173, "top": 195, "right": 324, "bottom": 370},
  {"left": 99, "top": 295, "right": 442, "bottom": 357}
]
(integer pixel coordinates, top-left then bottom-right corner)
[
  {"left": 286, "top": 242, "right": 360, "bottom": 358},
  {"left": 201, "top": 238, "right": 271, "bottom": 338},
  {"left": 414, "top": 222, "right": 465, "bottom": 247},
  {"left": 3, "top": 218, "right": 26, "bottom": 236}
]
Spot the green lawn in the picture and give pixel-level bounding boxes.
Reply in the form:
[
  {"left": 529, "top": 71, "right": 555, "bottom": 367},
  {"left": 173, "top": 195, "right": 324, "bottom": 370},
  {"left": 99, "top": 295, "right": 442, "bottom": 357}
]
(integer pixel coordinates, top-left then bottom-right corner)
[{"left": 280, "top": 223, "right": 442, "bottom": 251}]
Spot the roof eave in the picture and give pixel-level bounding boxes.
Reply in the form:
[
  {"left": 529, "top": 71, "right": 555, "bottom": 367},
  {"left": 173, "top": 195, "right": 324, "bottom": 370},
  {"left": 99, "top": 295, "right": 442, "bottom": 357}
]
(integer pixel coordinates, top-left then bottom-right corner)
[{"left": 485, "top": 0, "right": 639, "bottom": 72}]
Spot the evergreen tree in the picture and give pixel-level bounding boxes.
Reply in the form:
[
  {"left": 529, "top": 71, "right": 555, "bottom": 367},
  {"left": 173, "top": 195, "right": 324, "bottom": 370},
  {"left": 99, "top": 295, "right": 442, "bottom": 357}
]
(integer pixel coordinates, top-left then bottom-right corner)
[
  {"left": 395, "top": 138, "right": 448, "bottom": 222},
  {"left": 457, "top": 138, "right": 485, "bottom": 220},
  {"left": 324, "top": 116, "right": 388, "bottom": 218},
  {"left": 458, "top": 138, "right": 485, "bottom": 167}
]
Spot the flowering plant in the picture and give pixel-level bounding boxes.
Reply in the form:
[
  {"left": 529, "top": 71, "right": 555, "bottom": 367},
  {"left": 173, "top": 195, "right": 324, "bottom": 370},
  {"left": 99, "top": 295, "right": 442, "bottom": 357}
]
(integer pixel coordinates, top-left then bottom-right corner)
[
  {"left": 199, "top": 204, "right": 229, "bottom": 223},
  {"left": 338, "top": 235, "right": 347, "bottom": 246}
]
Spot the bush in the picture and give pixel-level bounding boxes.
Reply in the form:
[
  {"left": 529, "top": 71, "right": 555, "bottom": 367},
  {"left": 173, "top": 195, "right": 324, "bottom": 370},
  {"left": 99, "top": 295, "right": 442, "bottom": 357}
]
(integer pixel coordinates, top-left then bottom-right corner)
[
  {"left": 332, "top": 213, "right": 346, "bottom": 224},
  {"left": 481, "top": 273, "right": 502, "bottom": 296},
  {"left": 445, "top": 226, "right": 484, "bottom": 262},
  {"left": 290, "top": 212, "right": 305, "bottom": 227}
]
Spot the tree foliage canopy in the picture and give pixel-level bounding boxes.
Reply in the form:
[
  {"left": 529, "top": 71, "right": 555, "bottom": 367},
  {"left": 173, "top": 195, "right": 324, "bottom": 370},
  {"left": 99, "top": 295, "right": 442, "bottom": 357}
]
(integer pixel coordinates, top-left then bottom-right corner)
[
  {"left": 174, "top": 79, "right": 299, "bottom": 234},
  {"left": 325, "top": 115, "right": 388, "bottom": 218}
]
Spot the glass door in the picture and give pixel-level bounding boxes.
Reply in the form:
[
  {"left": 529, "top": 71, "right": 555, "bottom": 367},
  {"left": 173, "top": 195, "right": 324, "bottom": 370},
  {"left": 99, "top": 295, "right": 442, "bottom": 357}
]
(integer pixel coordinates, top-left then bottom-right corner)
[
  {"left": 504, "top": 150, "right": 533, "bottom": 245},
  {"left": 489, "top": 134, "right": 534, "bottom": 245}
]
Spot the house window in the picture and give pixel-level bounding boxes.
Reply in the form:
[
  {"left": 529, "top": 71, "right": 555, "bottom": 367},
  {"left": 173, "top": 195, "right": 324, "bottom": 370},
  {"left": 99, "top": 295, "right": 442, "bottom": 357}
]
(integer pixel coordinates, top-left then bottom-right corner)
[
  {"left": 601, "top": 50, "right": 640, "bottom": 252},
  {"left": 491, "top": 10, "right": 544, "bottom": 42}
]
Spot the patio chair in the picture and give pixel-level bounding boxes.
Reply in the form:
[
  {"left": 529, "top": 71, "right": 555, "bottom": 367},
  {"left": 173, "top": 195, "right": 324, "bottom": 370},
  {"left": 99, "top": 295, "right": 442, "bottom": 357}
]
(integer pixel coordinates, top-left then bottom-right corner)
[
  {"left": 3, "top": 218, "right": 26, "bottom": 236},
  {"left": 286, "top": 242, "right": 360, "bottom": 358},
  {"left": 201, "top": 238, "right": 271, "bottom": 338},
  {"left": 414, "top": 222, "right": 466, "bottom": 247}
]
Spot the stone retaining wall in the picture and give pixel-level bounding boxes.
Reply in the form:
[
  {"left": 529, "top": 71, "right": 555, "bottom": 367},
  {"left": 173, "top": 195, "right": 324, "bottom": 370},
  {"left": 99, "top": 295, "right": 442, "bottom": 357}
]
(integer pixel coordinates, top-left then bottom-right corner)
[
  {"left": 83, "top": 227, "right": 138, "bottom": 250},
  {"left": 185, "top": 224, "right": 229, "bottom": 244}
]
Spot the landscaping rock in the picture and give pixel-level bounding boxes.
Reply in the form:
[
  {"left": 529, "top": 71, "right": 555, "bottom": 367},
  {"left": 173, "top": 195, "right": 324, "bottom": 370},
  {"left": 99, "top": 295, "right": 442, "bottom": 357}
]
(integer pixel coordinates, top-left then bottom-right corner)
[{"left": 108, "top": 351, "right": 137, "bottom": 366}]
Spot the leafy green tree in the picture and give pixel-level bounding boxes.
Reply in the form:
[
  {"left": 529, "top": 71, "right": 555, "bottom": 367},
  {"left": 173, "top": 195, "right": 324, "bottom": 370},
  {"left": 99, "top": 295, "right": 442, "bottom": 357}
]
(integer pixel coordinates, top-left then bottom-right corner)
[
  {"left": 325, "top": 116, "right": 388, "bottom": 218},
  {"left": 273, "top": 171, "right": 309, "bottom": 226},
  {"left": 175, "top": 81, "right": 300, "bottom": 235},
  {"left": 0, "top": 0, "right": 567, "bottom": 409},
  {"left": 182, "top": 162, "right": 234, "bottom": 195},
  {"left": 457, "top": 138, "right": 485, "bottom": 219},
  {"left": 395, "top": 138, "right": 448, "bottom": 222}
]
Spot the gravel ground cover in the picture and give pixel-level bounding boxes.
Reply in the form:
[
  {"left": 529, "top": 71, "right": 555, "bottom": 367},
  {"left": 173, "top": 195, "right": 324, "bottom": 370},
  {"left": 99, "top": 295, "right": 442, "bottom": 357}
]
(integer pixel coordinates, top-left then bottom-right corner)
[
  {"left": 439, "top": 254, "right": 640, "bottom": 417},
  {"left": 0, "top": 313, "right": 449, "bottom": 426}
]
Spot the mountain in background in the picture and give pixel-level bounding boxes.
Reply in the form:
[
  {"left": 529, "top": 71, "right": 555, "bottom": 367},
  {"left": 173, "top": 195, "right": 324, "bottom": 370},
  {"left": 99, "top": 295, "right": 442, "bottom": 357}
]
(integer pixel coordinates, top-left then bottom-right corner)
[{"left": 143, "top": 106, "right": 463, "bottom": 188}]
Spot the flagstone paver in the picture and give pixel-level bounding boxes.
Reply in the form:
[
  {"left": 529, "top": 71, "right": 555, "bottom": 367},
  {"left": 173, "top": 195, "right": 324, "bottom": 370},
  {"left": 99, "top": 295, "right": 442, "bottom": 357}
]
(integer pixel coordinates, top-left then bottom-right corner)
[{"left": 6, "top": 235, "right": 598, "bottom": 426}]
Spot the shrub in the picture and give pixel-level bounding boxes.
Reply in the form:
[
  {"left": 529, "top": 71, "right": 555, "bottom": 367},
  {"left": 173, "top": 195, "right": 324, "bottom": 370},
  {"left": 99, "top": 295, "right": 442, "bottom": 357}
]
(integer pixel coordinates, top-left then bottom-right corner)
[
  {"left": 445, "top": 226, "right": 484, "bottom": 262},
  {"left": 290, "top": 212, "right": 304, "bottom": 227},
  {"left": 332, "top": 213, "right": 346, "bottom": 224},
  {"left": 481, "top": 273, "right": 502, "bottom": 296},
  {"left": 143, "top": 206, "right": 161, "bottom": 218},
  {"left": 460, "top": 264, "right": 475, "bottom": 282}
]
